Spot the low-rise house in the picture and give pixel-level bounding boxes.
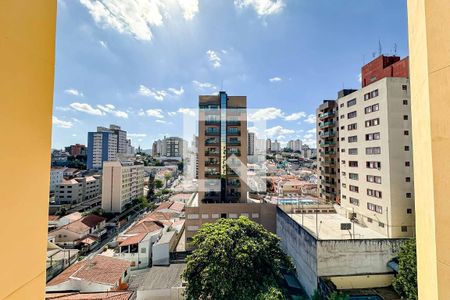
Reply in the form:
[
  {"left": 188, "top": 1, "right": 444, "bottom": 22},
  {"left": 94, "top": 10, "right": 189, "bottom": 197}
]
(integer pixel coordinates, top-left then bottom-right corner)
[
  {"left": 55, "top": 176, "right": 102, "bottom": 205},
  {"left": 50, "top": 214, "right": 106, "bottom": 248},
  {"left": 57, "top": 212, "right": 83, "bottom": 227},
  {"left": 46, "top": 255, "right": 131, "bottom": 293},
  {"left": 46, "top": 242, "right": 79, "bottom": 281}
]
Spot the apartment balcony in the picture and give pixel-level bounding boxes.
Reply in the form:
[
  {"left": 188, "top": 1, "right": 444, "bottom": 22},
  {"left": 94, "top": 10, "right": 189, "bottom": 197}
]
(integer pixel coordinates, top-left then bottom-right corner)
[
  {"left": 226, "top": 192, "right": 241, "bottom": 200},
  {"left": 205, "top": 139, "right": 220, "bottom": 146},
  {"left": 227, "top": 180, "right": 241, "bottom": 187},
  {"left": 319, "top": 111, "right": 335, "bottom": 120},
  {"left": 321, "top": 189, "right": 336, "bottom": 197},
  {"left": 205, "top": 192, "right": 220, "bottom": 198},
  {"left": 320, "top": 131, "right": 336, "bottom": 138},
  {"left": 322, "top": 180, "right": 336, "bottom": 187},
  {"left": 205, "top": 160, "right": 220, "bottom": 166},
  {"left": 321, "top": 151, "right": 336, "bottom": 157},
  {"left": 321, "top": 160, "right": 336, "bottom": 166},
  {"left": 200, "top": 104, "right": 219, "bottom": 110},
  {"left": 322, "top": 169, "right": 336, "bottom": 175},
  {"left": 226, "top": 130, "right": 241, "bottom": 136},
  {"left": 205, "top": 120, "right": 220, "bottom": 125},
  {"left": 320, "top": 141, "right": 336, "bottom": 147},
  {"left": 205, "top": 172, "right": 220, "bottom": 178},
  {"left": 320, "top": 121, "right": 335, "bottom": 128},
  {"left": 227, "top": 121, "right": 241, "bottom": 126},
  {"left": 205, "top": 150, "right": 220, "bottom": 156},
  {"left": 226, "top": 170, "right": 239, "bottom": 177},
  {"left": 205, "top": 129, "right": 220, "bottom": 136},
  {"left": 227, "top": 140, "right": 241, "bottom": 146},
  {"left": 227, "top": 150, "right": 241, "bottom": 156}
]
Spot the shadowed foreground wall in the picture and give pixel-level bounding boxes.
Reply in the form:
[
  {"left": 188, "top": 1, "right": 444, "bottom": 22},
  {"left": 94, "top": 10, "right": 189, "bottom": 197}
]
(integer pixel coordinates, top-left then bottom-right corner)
[
  {"left": 0, "top": 1, "right": 56, "bottom": 299},
  {"left": 407, "top": 0, "right": 450, "bottom": 299}
]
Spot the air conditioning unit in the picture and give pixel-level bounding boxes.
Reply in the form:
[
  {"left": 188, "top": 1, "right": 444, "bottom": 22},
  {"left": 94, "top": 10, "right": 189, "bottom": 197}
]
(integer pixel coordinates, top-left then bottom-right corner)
[{"left": 347, "top": 212, "right": 357, "bottom": 219}]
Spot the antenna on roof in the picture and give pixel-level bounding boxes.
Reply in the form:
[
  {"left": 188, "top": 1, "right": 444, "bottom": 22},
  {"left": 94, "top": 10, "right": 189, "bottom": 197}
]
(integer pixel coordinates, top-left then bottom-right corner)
[
  {"left": 378, "top": 39, "right": 383, "bottom": 56},
  {"left": 220, "top": 79, "right": 224, "bottom": 91},
  {"left": 394, "top": 43, "right": 398, "bottom": 55}
]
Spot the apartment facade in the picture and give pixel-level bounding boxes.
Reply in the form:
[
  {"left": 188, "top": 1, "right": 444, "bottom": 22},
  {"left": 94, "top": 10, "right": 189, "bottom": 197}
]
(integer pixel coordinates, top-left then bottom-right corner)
[
  {"left": 248, "top": 132, "right": 255, "bottom": 156},
  {"left": 87, "top": 131, "right": 118, "bottom": 170},
  {"left": 102, "top": 161, "right": 145, "bottom": 213},
  {"left": 338, "top": 77, "right": 414, "bottom": 237},
  {"left": 198, "top": 91, "right": 248, "bottom": 203},
  {"left": 316, "top": 100, "right": 340, "bottom": 203},
  {"left": 287, "top": 139, "right": 302, "bottom": 152},
  {"left": 55, "top": 175, "right": 102, "bottom": 204},
  {"left": 65, "top": 144, "right": 86, "bottom": 157},
  {"left": 109, "top": 124, "right": 128, "bottom": 154}
]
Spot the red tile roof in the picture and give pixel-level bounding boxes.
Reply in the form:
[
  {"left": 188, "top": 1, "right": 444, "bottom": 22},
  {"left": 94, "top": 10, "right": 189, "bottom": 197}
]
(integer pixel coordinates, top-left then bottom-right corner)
[
  {"left": 47, "top": 255, "right": 130, "bottom": 287},
  {"left": 169, "top": 201, "right": 185, "bottom": 212},
  {"left": 49, "top": 215, "right": 60, "bottom": 221},
  {"left": 155, "top": 201, "right": 173, "bottom": 211},
  {"left": 119, "top": 233, "right": 147, "bottom": 247},
  {"left": 62, "top": 215, "right": 106, "bottom": 234},
  {"left": 125, "top": 220, "right": 163, "bottom": 235},
  {"left": 45, "top": 291, "right": 133, "bottom": 300}
]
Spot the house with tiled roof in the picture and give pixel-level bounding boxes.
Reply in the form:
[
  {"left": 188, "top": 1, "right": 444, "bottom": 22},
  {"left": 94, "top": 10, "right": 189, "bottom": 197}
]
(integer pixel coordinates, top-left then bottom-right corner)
[
  {"left": 46, "top": 255, "right": 131, "bottom": 293},
  {"left": 50, "top": 214, "right": 106, "bottom": 248}
]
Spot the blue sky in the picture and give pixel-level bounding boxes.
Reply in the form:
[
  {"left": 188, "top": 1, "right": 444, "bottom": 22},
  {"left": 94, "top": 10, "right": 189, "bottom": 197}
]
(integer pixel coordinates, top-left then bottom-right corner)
[{"left": 51, "top": 0, "right": 409, "bottom": 150}]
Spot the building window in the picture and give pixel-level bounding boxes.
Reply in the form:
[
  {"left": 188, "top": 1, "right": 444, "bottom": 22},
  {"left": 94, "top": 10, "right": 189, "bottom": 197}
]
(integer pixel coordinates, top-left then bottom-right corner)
[
  {"left": 348, "top": 123, "right": 357, "bottom": 130},
  {"left": 229, "top": 213, "right": 238, "bottom": 219},
  {"left": 349, "top": 161, "right": 358, "bottom": 167},
  {"left": 348, "top": 136, "right": 358, "bottom": 143},
  {"left": 201, "top": 214, "right": 209, "bottom": 219},
  {"left": 349, "top": 197, "right": 359, "bottom": 206},
  {"left": 405, "top": 146, "right": 410, "bottom": 151},
  {"left": 379, "top": 222, "right": 385, "bottom": 228},
  {"left": 367, "top": 189, "right": 382, "bottom": 198},
  {"left": 342, "top": 195, "right": 347, "bottom": 199},
  {"left": 405, "top": 177, "right": 411, "bottom": 182},
  {"left": 349, "top": 173, "right": 358, "bottom": 180},
  {"left": 347, "top": 111, "right": 357, "bottom": 119},
  {"left": 366, "top": 147, "right": 381, "bottom": 155},
  {"left": 404, "top": 130, "right": 409, "bottom": 136},
  {"left": 366, "top": 161, "right": 381, "bottom": 169},
  {"left": 187, "top": 226, "right": 199, "bottom": 231},
  {"left": 403, "top": 115, "right": 409, "bottom": 120},
  {"left": 349, "top": 185, "right": 359, "bottom": 192},
  {"left": 367, "top": 217, "right": 373, "bottom": 223},
  {"left": 407, "top": 208, "right": 412, "bottom": 214},
  {"left": 402, "top": 85, "right": 408, "bottom": 91},
  {"left": 341, "top": 137, "right": 345, "bottom": 141},
  {"left": 364, "top": 89, "right": 379, "bottom": 100},
  {"left": 342, "top": 172, "right": 346, "bottom": 176},
  {"left": 365, "top": 132, "right": 380, "bottom": 141},
  {"left": 406, "top": 193, "right": 412, "bottom": 198},
  {"left": 401, "top": 226, "right": 408, "bottom": 232},
  {"left": 340, "top": 103, "right": 344, "bottom": 108},
  {"left": 348, "top": 148, "right": 358, "bottom": 155},
  {"left": 367, "top": 175, "right": 382, "bottom": 184},
  {"left": 405, "top": 161, "right": 411, "bottom": 167},
  {"left": 251, "top": 213, "right": 259, "bottom": 219},
  {"left": 340, "top": 115, "right": 345, "bottom": 119},
  {"left": 342, "top": 183, "right": 347, "bottom": 188},
  {"left": 367, "top": 202, "right": 383, "bottom": 214},
  {"left": 403, "top": 100, "right": 408, "bottom": 105},
  {"left": 365, "top": 103, "right": 380, "bottom": 114},
  {"left": 341, "top": 126, "right": 345, "bottom": 130},
  {"left": 347, "top": 98, "right": 357, "bottom": 107},
  {"left": 342, "top": 160, "right": 346, "bottom": 164},
  {"left": 365, "top": 118, "right": 380, "bottom": 127},
  {"left": 341, "top": 149, "right": 345, "bottom": 153}
]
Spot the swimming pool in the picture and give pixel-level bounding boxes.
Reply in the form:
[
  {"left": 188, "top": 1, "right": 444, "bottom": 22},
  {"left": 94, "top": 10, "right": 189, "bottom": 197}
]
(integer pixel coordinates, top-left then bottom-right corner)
[{"left": 278, "top": 198, "right": 319, "bottom": 205}]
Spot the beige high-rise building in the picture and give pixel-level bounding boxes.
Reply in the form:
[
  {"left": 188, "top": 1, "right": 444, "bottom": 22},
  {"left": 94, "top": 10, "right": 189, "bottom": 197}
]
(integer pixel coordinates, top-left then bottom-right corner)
[
  {"left": 198, "top": 91, "right": 248, "bottom": 203},
  {"left": 338, "top": 76, "right": 414, "bottom": 237},
  {"left": 101, "top": 161, "right": 145, "bottom": 213}
]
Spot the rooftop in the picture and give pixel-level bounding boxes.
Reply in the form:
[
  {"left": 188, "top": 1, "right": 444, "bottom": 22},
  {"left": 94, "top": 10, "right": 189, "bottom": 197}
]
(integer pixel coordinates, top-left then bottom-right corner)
[
  {"left": 128, "top": 263, "right": 186, "bottom": 291},
  {"left": 288, "top": 212, "right": 386, "bottom": 240},
  {"left": 45, "top": 291, "right": 133, "bottom": 300}
]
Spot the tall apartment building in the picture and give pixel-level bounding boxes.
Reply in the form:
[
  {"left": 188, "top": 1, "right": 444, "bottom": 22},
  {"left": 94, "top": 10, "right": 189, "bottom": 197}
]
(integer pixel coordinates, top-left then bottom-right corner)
[
  {"left": 271, "top": 140, "right": 281, "bottom": 152},
  {"left": 338, "top": 77, "right": 414, "bottom": 237},
  {"left": 248, "top": 132, "right": 255, "bottom": 156},
  {"left": 198, "top": 91, "right": 248, "bottom": 203},
  {"left": 108, "top": 124, "right": 128, "bottom": 154},
  {"left": 101, "top": 161, "right": 144, "bottom": 213},
  {"left": 87, "top": 130, "right": 117, "bottom": 170},
  {"left": 65, "top": 144, "right": 86, "bottom": 157},
  {"left": 287, "top": 139, "right": 302, "bottom": 152},
  {"left": 152, "top": 136, "right": 185, "bottom": 157},
  {"left": 316, "top": 100, "right": 340, "bottom": 203},
  {"left": 266, "top": 138, "right": 272, "bottom": 153}
]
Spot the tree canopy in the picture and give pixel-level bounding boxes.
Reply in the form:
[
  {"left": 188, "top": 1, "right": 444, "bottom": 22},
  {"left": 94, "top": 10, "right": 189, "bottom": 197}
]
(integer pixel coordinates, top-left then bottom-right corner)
[
  {"left": 393, "top": 239, "right": 417, "bottom": 300},
  {"left": 182, "top": 216, "right": 292, "bottom": 300}
]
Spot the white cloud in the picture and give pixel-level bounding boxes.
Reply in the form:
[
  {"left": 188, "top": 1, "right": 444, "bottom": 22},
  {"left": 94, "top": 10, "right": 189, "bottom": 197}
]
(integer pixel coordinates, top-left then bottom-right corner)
[
  {"left": 303, "top": 133, "right": 314, "bottom": 139},
  {"left": 177, "top": 108, "right": 196, "bottom": 117},
  {"left": 97, "top": 104, "right": 128, "bottom": 118},
  {"left": 358, "top": 72, "right": 362, "bottom": 83},
  {"left": 156, "top": 119, "right": 173, "bottom": 124},
  {"left": 70, "top": 102, "right": 104, "bottom": 116},
  {"left": 306, "top": 128, "right": 316, "bottom": 134},
  {"left": 168, "top": 111, "right": 177, "bottom": 117},
  {"left": 234, "top": 0, "right": 285, "bottom": 16},
  {"left": 192, "top": 80, "right": 217, "bottom": 91},
  {"left": 99, "top": 40, "right": 108, "bottom": 48},
  {"left": 304, "top": 114, "right": 316, "bottom": 124},
  {"left": 79, "top": 0, "right": 199, "bottom": 41},
  {"left": 55, "top": 106, "right": 72, "bottom": 111},
  {"left": 128, "top": 133, "right": 147, "bottom": 137},
  {"left": 249, "top": 107, "right": 283, "bottom": 121},
  {"left": 138, "top": 84, "right": 183, "bottom": 101},
  {"left": 265, "top": 125, "right": 295, "bottom": 137},
  {"left": 64, "top": 88, "right": 84, "bottom": 97},
  {"left": 167, "top": 86, "right": 184, "bottom": 96},
  {"left": 206, "top": 50, "right": 221, "bottom": 68},
  {"left": 269, "top": 76, "right": 282, "bottom": 82},
  {"left": 52, "top": 116, "right": 74, "bottom": 129},
  {"left": 141, "top": 109, "right": 164, "bottom": 118},
  {"left": 284, "top": 111, "right": 306, "bottom": 121}
]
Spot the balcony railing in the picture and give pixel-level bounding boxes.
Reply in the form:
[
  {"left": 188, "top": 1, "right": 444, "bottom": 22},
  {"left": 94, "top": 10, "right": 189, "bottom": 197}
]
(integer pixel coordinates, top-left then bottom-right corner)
[
  {"left": 205, "top": 140, "right": 220, "bottom": 145},
  {"left": 320, "top": 141, "right": 336, "bottom": 147},
  {"left": 205, "top": 130, "right": 220, "bottom": 136},
  {"left": 227, "top": 180, "right": 241, "bottom": 187},
  {"left": 320, "top": 131, "right": 336, "bottom": 137},
  {"left": 227, "top": 150, "right": 241, "bottom": 156},
  {"left": 205, "top": 151, "right": 220, "bottom": 156},
  {"left": 321, "top": 151, "right": 336, "bottom": 156},
  {"left": 226, "top": 192, "right": 241, "bottom": 199},
  {"left": 226, "top": 130, "right": 241, "bottom": 136},
  {"left": 227, "top": 121, "right": 241, "bottom": 126},
  {"left": 205, "top": 160, "right": 220, "bottom": 166},
  {"left": 319, "top": 111, "right": 335, "bottom": 119},
  {"left": 205, "top": 120, "right": 220, "bottom": 125},
  {"left": 227, "top": 171, "right": 239, "bottom": 177},
  {"left": 227, "top": 140, "right": 241, "bottom": 146},
  {"left": 320, "top": 121, "right": 335, "bottom": 128},
  {"left": 200, "top": 104, "right": 219, "bottom": 110},
  {"left": 205, "top": 172, "right": 220, "bottom": 177},
  {"left": 205, "top": 192, "right": 220, "bottom": 197},
  {"left": 322, "top": 160, "right": 336, "bottom": 166}
]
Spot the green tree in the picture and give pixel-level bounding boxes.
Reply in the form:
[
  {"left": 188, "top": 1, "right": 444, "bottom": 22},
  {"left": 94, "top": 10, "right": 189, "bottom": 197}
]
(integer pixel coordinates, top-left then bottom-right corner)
[
  {"left": 182, "top": 216, "right": 292, "bottom": 300},
  {"left": 393, "top": 239, "right": 417, "bottom": 300},
  {"left": 136, "top": 196, "right": 149, "bottom": 208},
  {"left": 155, "top": 179, "right": 163, "bottom": 189},
  {"left": 55, "top": 207, "right": 67, "bottom": 217},
  {"left": 147, "top": 174, "right": 155, "bottom": 200},
  {"left": 164, "top": 173, "right": 171, "bottom": 187}
]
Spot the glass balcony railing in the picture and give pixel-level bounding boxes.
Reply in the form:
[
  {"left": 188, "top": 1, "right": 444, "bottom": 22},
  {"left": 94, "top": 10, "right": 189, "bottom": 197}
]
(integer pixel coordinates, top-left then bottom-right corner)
[
  {"left": 205, "top": 171, "right": 220, "bottom": 177},
  {"left": 205, "top": 139, "right": 220, "bottom": 145},
  {"left": 320, "top": 141, "right": 336, "bottom": 147},
  {"left": 320, "top": 121, "right": 335, "bottom": 128},
  {"left": 205, "top": 130, "right": 220, "bottom": 136},
  {"left": 319, "top": 111, "right": 335, "bottom": 119},
  {"left": 227, "top": 120, "right": 241, "bottom": 125},
  {"left": 321, "top": 151, "right": 336, "bottom": 156},
  {"left": 227, "top": 140, "right": 241, "bottom": 146},
  {"left": 320, "top": 131, "right": 336, "bottom": 137},
  {"left": 205, "top": 160, "right": 219, "bottom": 166},
  {"left": 205, "top": 150, "right": 220, "bottom": 156},
  {"left": 226, "top": 192, "right": 241, "bottom": 199},
  {"left": 227, "top": 150, "right": 241, "bottom": 156},
  {"left": 205, "top": 120, "right": 220, "bottom": 125},
  {"left": 226, "top": 130, "right": 241, "bottom": 135}
]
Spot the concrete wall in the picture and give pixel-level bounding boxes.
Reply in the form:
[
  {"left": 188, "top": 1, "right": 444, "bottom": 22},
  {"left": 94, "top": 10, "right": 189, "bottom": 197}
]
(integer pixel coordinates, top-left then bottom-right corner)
[{"left": 407, "top": 0, "right": 450, "bottom": 298}]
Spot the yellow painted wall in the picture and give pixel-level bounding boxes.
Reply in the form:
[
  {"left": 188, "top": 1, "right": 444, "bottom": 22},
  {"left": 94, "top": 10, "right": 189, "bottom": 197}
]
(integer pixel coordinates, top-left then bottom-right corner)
[
  {"left": 0, "top": 1, "right": 56, "bottom": 299},
  {"left": 407, "top": 0, "right": 450, "bottom": 299},
  {"left": 330, "top": 274, "right": 394, "bottom": 290}
]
